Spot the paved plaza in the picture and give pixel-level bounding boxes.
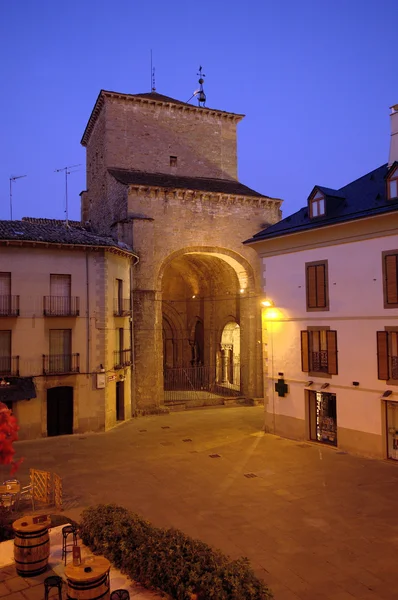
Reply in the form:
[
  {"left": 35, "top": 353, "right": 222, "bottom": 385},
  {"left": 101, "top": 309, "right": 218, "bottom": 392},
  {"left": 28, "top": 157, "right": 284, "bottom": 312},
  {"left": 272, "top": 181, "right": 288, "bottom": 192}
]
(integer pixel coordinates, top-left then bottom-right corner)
[{"left": 11, "top": 406, "right": 398, "bottom": 600}]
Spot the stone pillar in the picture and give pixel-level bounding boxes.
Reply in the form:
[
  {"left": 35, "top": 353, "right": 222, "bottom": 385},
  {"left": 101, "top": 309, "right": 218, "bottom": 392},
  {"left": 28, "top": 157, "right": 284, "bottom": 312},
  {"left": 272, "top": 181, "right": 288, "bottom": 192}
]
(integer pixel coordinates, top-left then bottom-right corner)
[
  {"left": 220, "top": 344, "right": 232, "bottom": 383},
  {"left": 132, "top": 289, "right": 164, "bottom": 411},
  {"left": 239, "top": 293, "right": 263, "bottom": 398}
]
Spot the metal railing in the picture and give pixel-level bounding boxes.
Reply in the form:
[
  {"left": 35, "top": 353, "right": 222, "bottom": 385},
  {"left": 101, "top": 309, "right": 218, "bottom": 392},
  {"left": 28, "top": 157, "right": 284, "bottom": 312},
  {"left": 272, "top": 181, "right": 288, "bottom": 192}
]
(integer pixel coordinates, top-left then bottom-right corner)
[
  {"left": 0, "top": 295, "right": 20, "bottom": 317},
  {"left": 43, "top": 296, "right": 80, "bottom": 316},
  {"left": 0, "top": 355, "right": 19, "bottom": 376},
  {"left": 114, "top": 349, "right": 132, "bottom": 369},
  {"left": 42, "top": 353, "right": 80, "bottom": 375},
  {"left": 310, "top": 351, "right": 328, "bottom": 373},
  {"left": 114, "top": 298, "right": 131, "bottom": 317},
  {"left": 164, "top": 365, "right": 241, "bottom": 403}
]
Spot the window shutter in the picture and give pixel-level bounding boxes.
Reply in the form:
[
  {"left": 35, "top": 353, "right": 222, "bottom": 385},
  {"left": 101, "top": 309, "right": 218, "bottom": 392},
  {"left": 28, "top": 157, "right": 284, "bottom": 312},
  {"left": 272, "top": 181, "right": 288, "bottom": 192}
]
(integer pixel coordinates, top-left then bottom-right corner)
[
  {"left": 301, "top": 331, "right": 310, "bottom": 372},
  {"left": 385, "top": 255, "right": 398, "bottom": 305},
  {"left": 377, "top": 331, "right": 389, "bottom": 380},
  {"left": 316, "top": 265, "right": 326, "bottom": 308},
  {"left": 307, "top": 267, "right": 317, "bottom": 309},
  {"left": 326, "top": 330, "right": 338, "bottom": 375}
]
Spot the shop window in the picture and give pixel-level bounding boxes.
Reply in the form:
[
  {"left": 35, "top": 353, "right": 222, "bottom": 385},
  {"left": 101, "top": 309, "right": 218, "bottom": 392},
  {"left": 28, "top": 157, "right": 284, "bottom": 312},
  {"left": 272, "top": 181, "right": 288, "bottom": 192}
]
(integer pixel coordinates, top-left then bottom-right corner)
[
  {"left": 377, "top": 329, "right": 398, "bottom": 381},
  {"left": 306, "top": 260, "right": 329, "bottom": 311},
  {"left": 383, "top": 251, "right": 398, "bottom": 308},
  {"left": 301, "top": 329, "right": 338, "bottom": 375},
  {"left": 309, "top": 391, "right": 337, "bottom": 446}
]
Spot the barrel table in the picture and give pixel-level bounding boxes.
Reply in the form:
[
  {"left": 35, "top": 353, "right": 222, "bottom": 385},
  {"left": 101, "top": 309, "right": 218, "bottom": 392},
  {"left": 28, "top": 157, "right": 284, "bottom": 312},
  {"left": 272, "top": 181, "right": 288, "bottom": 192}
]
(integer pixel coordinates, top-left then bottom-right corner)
[
  {"left": 12, "top": 515, "right": 51, "bottom": 577},
  {"left": 65, "top": 557, "right": 111, "bottom": 600}
]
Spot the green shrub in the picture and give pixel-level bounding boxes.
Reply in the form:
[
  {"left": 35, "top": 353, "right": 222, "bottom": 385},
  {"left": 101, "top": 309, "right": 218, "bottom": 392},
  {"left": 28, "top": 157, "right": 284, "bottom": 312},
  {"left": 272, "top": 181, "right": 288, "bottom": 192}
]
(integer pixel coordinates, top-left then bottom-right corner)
[
  {"left": 80, "top": 504, "right": 272, "bottom": 600},
  {"left": 0, "top": 506, "right": 14, "bottom": 542}
]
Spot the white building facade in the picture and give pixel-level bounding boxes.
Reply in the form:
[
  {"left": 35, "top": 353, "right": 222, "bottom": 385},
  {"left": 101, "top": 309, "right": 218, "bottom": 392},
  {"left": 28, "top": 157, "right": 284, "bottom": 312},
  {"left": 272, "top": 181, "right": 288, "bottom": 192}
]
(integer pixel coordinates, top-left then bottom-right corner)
[{"left": 246, "top": 104, "right": 398, "bottom": 460}]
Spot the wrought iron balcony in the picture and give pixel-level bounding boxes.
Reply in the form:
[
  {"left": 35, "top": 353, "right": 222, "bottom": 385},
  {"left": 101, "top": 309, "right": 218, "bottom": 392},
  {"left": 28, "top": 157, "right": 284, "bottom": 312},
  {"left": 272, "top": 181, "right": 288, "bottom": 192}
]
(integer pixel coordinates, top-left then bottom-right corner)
[
  {"left": 114, "top": 349, "right": 132, "bottom": 369},
  {"left": 310, "top": 351, "right": 328, "bottom": 373},
  {"left": 42, "top": 353, "right": 80, "bottom": 375},
  {"left": 0, "top": 295, "right": 20, "bottom": 317},
  {"left": 0, "top": 356, "right": 19, "bottom": 376},
  {"left": 114, "top": 298, "right": 131, "bottom": 317},
  {"left": 43, "top": 296, "right": 80, "bottom": 317}
]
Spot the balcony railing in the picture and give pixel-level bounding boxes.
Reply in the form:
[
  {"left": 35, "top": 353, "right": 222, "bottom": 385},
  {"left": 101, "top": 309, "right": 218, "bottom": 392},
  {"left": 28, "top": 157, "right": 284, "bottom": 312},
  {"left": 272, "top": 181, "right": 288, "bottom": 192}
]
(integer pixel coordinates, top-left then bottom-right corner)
[
  {"left": 42, "top": 353, "right": 80, "bottom": 375},
  {"left": 114, "top": 298, "right": 131, "bottom": 317},
  {"left": 43, "top": 296, "right": 80, "bottom": 317},
  {"left": 0, "top": 295, "right": 20, "bottom": 317},
  {"left": 114, "top": 349, "right": 132, "bottom": 369},
  {"left": 0, "top": 356, "right": 19, "bottom": 376},
  {"left": 310, "top": 351, "right": 328, "bottom": 373}
]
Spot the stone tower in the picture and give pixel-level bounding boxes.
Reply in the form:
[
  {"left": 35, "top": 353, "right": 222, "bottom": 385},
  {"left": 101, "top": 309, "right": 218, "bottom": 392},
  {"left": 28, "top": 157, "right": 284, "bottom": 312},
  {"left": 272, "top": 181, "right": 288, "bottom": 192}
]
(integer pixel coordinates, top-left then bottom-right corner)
[{"left": 81, "top": 90, "right": 281, "bottom": 411}]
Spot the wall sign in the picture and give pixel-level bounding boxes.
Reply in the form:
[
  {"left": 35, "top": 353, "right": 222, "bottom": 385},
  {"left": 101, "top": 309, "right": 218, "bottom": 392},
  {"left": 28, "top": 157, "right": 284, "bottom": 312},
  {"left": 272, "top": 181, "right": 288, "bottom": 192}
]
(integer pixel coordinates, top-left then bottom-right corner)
[{"left": 96, "top": 373, "right": 106, "bottom": 389}]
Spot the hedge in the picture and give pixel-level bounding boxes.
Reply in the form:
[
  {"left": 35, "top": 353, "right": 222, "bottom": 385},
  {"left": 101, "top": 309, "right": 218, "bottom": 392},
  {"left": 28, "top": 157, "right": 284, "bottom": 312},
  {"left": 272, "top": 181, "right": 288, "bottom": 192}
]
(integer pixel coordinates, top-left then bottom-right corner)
[{"left": 80, "top": 504, "right": 273, "bottom": 600}]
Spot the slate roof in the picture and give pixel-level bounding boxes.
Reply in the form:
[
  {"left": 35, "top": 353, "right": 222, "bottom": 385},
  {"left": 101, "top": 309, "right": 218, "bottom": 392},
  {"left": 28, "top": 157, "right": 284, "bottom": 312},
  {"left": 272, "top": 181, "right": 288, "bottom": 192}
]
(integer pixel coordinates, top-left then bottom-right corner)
[
  {"left": 0, "top": 218, "right": 136, "bottom": 255},
  {"left": 245, "top": 163, "right": 396, "bottom": 243},
  {"left": 108, "top": 168, "right": 271, "bottom": 199}
]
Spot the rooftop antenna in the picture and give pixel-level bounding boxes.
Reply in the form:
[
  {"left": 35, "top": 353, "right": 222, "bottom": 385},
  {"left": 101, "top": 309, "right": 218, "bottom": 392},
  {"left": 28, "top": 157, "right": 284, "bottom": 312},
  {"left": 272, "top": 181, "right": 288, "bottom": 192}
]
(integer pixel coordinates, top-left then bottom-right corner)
[
  {"left": 55, "top": 164, "right": 81, "bottom": 226},
  {"left": 9, "top": 175, "right": 27, "bottom": 220},
  {"left": 186, "top": 65, "right": 206, "bottom": 106},
  {"left": 150, "top": 50, "right": 156, "bottom": 92}
]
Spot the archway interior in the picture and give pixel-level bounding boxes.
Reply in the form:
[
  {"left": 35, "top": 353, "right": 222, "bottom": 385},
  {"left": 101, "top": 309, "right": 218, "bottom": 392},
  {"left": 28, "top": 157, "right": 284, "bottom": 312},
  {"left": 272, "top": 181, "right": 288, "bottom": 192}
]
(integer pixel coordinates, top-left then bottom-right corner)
[
  {"left": 162, "top": 253, "right": 242, "bottom": 394},
  {"left": 220, "top": 322, "right": 241, "bottom": 388}
]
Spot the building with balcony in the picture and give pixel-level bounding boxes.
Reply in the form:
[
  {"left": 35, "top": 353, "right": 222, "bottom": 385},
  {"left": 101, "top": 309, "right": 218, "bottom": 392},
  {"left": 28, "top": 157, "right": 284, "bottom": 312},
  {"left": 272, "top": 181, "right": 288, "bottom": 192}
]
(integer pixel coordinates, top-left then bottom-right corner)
[
  {"left": 245, "top": 103, "right": 398, "bottom": 460},
  {"left": 0, "top": 218, "right": 138, "bottom": 439}
]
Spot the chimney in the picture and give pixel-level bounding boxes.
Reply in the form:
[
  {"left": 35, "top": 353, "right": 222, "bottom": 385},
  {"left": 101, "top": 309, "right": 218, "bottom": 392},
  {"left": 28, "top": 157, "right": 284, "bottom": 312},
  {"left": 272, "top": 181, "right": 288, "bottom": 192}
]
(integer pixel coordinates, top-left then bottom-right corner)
[{"left": 389, "top": 104, "right": 398, "bottom": 166}]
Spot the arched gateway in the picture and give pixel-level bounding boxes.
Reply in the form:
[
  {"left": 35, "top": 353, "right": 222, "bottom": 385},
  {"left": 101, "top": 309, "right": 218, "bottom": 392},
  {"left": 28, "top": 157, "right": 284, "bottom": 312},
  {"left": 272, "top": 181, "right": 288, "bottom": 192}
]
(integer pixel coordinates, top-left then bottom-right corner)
[{"left": 80, "top": 89, "right": 282, "bottom": 412}]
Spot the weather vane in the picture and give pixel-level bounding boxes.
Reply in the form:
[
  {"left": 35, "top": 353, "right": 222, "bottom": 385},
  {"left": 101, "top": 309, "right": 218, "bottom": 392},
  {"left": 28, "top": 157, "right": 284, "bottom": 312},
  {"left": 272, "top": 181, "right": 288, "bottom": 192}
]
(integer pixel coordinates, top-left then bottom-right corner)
[{"left": 197, "top": 66, "right": 206, "bottom": 107}]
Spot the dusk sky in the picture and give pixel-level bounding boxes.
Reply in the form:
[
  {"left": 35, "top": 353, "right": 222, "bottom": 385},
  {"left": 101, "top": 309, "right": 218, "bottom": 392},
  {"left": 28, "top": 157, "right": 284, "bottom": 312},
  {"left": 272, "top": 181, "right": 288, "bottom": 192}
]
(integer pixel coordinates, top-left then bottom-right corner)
[{"left": 0, "top": 0, "right": 396, "bottom": 225}]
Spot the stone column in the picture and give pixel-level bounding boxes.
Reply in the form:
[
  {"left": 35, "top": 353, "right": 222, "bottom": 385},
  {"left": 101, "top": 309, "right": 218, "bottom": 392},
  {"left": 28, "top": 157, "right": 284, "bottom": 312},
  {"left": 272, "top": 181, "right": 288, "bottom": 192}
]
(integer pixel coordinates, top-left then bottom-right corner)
[
  {"left": 132, "top": 289, "right": 164, "bottom": 411},
  {"left": 220, "top": 344, "right": 233, "bottom": 383},
  {"left": 239, "top": 293, "right": 263, "bottom": 398}
]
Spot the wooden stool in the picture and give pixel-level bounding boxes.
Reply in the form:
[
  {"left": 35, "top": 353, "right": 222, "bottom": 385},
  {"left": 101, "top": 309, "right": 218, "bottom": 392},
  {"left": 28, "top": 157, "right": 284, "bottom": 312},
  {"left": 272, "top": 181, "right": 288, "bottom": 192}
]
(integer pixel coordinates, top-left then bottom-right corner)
[
  {"left": 44, "top": 575, "right": 63, "bottom": 600},
  {"left": 62, "top": 525, "right": 78, "bottom": 566},
  {"left": 111, "top": 591, "right": 130, "bottom": 600}
]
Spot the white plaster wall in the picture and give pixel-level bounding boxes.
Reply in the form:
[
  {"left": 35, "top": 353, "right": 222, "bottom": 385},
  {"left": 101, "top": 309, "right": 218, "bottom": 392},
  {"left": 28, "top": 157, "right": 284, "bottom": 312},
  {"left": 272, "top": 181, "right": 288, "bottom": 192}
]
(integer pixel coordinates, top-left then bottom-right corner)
[{"left": 262, "top": 233, "right": 398, "bottom": 437}]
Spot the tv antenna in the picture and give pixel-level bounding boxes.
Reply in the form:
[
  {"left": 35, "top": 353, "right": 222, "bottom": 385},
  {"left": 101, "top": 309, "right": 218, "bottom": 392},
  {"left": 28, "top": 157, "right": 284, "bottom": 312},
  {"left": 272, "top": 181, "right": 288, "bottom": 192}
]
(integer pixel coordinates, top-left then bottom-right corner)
[
  {"left": 150, "top": 50, "right": 156, "bottom": 92},
  {"left": 9, "top": 175, "right": 27, "bottom": 220},
  {"left": 55, "top": 164, "right": 81, "bottom": 226}
]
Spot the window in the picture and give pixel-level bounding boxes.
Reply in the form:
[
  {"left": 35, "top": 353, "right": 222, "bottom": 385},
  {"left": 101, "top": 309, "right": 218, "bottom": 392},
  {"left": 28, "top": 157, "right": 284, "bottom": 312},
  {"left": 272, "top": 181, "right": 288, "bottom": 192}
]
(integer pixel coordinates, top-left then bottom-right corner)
[
  {"left": 301, "top": 329, "right": 338, "bottom": 375},
  {"left": 306, "top": 261, "right": 329, "bottom": 311},
  {"left": 0, "top": 273, "right": 11, "bottom": 316},
  {"left": 382, "top": 251, "right": 398, "bottom": 308},
  {"left": 48, "top": 274, "right": 71, "bottom": 315},
  {"left": 387, "top": 166, "right": 398, "bottom": 200},
  {"left": 0, "top": 330, "right": 11, "bottom": 374},
  {"left": 49, "top": 329, "right": 72, "bottom": 373},
  {"left": 116, "top": 279, "right": 123, "bottom": 315},
  {"left": 170, "top": 156, "right": 177, "bottom": 167},
  {"left": 309, "top": 191, "right": 325, "bottom": 218},
  {"left": 377, "top": 329, "right": 398, "bottom": 381}
]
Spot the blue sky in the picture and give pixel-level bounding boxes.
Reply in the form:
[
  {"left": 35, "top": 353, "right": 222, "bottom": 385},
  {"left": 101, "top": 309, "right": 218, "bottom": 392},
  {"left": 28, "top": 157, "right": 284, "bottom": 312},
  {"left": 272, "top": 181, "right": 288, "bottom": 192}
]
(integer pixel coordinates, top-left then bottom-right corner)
[{"left": 0, "top": 0, "right": 396, "bottom": 224}]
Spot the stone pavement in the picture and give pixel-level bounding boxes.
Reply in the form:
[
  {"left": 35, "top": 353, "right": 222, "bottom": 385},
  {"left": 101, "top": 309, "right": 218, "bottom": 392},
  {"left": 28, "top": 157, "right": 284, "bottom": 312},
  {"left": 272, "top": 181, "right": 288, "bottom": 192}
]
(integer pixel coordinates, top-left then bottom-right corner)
[{"left": 10, "top": 406, "right": 398, "bottom": 600}]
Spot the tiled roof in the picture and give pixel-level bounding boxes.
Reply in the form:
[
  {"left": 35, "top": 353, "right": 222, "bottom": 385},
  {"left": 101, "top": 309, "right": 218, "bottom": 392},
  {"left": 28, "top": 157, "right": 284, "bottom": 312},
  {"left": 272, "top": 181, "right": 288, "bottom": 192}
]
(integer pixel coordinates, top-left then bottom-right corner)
[
  {"left": 246, "top": 163, "right": 396, "bottom": 243},
  {"left": 108, "top": 168, "right": 273, "bottom": 199},
  {"left": 131, "top": 92, "right": 193, "bottom": 107},
  {"left": 0, "top": 218, "right": 136, "bottom": 255}
]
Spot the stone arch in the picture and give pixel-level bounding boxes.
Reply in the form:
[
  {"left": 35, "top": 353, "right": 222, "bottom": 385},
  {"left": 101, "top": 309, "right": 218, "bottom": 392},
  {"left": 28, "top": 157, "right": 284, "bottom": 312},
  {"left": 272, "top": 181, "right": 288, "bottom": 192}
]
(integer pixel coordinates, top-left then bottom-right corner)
[
  {"left": 219, "top": 320, "right": 241, "bottom": 388},
  {"left": 156, "top": 246, "right": 256, "bottom": 292},
  {"left": 157, "top": 245, "right": 262, "bottom": 402}
]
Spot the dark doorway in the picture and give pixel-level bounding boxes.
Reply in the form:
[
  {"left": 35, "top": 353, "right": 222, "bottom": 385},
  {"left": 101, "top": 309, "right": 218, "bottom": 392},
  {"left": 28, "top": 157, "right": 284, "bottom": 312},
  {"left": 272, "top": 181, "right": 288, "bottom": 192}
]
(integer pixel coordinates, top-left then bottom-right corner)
[
  {"left": 309, "top": 391, "right": 337, "bottom": 446},
  {"left": 47, "top": 386, "right": 73, "bottom": 436},
  {"left": 116, "top": 381, "right": 125, "bottom": 421}
]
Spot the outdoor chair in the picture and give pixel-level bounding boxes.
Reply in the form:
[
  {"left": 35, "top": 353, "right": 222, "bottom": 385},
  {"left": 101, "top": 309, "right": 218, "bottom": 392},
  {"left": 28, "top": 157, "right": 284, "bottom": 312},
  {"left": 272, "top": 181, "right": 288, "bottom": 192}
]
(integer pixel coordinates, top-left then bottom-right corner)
[
  {"left": 19, "top": 483, "right": 35, "bottom": 511},
  {"left": 1, "top": 480, "right": 21, "bottom": 511}
]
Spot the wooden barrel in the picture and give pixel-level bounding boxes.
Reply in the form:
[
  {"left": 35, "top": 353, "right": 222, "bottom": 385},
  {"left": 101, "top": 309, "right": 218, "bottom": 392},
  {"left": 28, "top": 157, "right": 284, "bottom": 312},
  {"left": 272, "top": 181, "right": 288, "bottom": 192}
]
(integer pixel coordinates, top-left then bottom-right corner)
[
  {"left": 65, "top": 557, "right": 110, "bottom": 600},
  {"left": 13, "top": 515, "right": 51, "bottom": 577}
]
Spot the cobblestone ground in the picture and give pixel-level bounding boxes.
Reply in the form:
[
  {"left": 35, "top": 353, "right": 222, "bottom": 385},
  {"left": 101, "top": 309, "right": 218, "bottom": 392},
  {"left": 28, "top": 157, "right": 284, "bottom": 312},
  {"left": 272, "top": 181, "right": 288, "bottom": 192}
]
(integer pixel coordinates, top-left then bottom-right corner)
[{"left": 10, "top": 406, "right": 398, "bottom": 600}]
